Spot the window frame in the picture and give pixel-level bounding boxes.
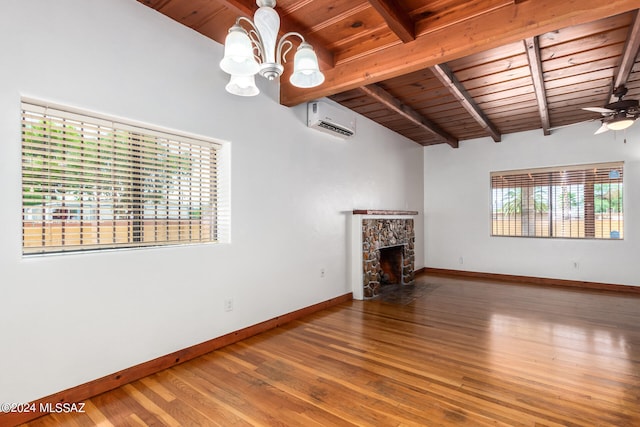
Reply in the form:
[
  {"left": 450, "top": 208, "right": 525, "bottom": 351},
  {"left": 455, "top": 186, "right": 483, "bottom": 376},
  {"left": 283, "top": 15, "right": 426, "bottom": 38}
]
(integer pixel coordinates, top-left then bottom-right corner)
[
  {"left": 21, "top": 99, "right": 227, "bottom": 255},
  {"left": 490, "top": 162, "right": 624, "bottom": 240}
]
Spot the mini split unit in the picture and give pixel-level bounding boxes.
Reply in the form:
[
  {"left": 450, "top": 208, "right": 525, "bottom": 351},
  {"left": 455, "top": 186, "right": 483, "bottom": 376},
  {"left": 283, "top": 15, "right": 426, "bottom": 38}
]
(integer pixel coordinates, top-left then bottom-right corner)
[{"left": 307, "top": 100, "right": 356, "bottom": 138}]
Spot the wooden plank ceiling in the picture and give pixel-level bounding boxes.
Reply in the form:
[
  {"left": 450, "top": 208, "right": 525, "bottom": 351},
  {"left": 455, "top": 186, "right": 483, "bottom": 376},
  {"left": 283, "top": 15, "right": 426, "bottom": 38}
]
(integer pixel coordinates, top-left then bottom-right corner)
[{"left": 139, "top": 0, "right": 640, "bottom": 148}]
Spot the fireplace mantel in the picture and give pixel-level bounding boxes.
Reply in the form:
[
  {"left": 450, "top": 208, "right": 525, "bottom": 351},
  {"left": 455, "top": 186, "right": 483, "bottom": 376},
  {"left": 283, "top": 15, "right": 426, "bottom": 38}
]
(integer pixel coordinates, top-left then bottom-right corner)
[{"left": 352, "top": 209, "right": 418, "bottom": 216}]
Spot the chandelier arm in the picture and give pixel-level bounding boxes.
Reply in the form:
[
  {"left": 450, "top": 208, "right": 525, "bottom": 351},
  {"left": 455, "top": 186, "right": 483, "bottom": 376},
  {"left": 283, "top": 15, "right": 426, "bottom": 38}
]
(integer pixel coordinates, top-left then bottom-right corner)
[
  {"left": 279, "top": 40, "right": 293, "bottom": 65},
  {"left": 277, "top": 32, "right": 305, "bottom": 65},
  {"left": 236, "top": 16, "right": 266, "bottom": 62}
]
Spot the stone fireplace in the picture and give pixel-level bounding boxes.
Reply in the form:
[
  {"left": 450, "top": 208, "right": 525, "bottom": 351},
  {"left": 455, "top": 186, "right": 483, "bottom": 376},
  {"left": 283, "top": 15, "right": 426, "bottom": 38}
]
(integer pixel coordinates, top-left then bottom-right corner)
[{"left": 350, "top": 210, "right": 418, "bottom": 299}]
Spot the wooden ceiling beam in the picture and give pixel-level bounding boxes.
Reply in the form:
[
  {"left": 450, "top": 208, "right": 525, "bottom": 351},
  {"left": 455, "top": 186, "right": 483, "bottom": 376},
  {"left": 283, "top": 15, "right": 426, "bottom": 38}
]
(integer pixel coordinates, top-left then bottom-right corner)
[
  {"left": 524, "top": 36, "right": 551, "bottom": 136},
  {"left": 611, "top": 9, "right": 640, "bottom": 101},
  {"left": 414, "top": 0, "right": 514, "bottom": 37},
  {"left": 431, "top": 64, "right": 501, "bottom": 142},
  {"left": 216, "top": 0, "right": 334, "bottom": 68},
  {"left": 359, "top": 84, "right": 459, "bottom": 148},
  {"left": 281, "top": 0, "right": 637, "bottom": 106},
  {"left": 214, "top": 0, "right": 253, "bottom": 17},
  {"left": 368, "top": 0, "right": 415, "bottom": 43}
]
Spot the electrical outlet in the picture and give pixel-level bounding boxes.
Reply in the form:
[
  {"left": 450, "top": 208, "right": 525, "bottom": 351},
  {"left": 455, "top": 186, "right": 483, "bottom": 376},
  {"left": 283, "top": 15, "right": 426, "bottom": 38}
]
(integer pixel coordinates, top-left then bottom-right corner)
[
  {"left": 458, "top": 256, "right": 464, "bottom": 265},
  {"left": 320, "top": 268, "right": 325, "bottom": 278},
  {"left": 573, "top": 261, "right": 579, "bottom": 270},
  {"left": 224, "top": 298, "right": 234, "bottom": 312}
]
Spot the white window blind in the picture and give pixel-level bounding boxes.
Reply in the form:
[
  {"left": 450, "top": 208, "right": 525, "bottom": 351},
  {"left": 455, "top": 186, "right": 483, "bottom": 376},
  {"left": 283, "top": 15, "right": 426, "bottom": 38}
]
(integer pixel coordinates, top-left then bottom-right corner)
[
  {"left": 491, "top": 162, "right": 624, "bottom": 239},
  {"left": 22, "top": 100, "right": 224, "bottom": 254}
]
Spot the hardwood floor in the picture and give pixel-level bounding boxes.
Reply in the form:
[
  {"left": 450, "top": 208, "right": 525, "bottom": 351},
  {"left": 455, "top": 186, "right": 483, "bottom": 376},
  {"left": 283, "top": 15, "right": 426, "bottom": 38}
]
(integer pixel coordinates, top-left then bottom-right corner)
[{"left": 21, "top": 274, "right": 640, "bottom": 426}]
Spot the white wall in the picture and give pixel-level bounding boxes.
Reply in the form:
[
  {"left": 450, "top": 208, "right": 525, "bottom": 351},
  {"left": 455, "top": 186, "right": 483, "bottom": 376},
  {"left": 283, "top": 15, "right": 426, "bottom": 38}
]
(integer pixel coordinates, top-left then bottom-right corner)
[
  {"left": 424, "top": 123, "right": 640, "bottom": 287},
  {"left": 0, "top": 0, "right": 424, "bottom": 403}
]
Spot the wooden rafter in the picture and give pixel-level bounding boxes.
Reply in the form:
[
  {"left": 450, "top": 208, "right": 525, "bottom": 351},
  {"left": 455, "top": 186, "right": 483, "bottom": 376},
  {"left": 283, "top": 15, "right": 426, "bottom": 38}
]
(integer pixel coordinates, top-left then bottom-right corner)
[
  {"left": 431, "top": 64, "right": 501, "bottom": 142},
  {"left": 368, "top": 0, "right": 415, "bottom": 43},
  {"left": 611, "top": 9, "right": 640, "bottom": 101},
  {"left": 214, "top": 0, "right": 253, "bottom": 17},
  {"left": 281, "top": 0, "right": 637, "bottom": 106},
  {"left": 216, "top": 0, "right": 334, "bottom": 68},
  {"left": 359, "top": 84, "right": 459, "bottom": 148},
  {"left": 524, "top": 36, "right": 551, "bottom": 136}
]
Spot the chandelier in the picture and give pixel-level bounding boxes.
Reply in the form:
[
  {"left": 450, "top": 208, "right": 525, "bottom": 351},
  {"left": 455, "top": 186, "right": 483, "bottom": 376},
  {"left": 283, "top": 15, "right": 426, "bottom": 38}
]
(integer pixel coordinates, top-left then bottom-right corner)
[{"left": 219, "top": 0, "right": 325, "bottom": 97}]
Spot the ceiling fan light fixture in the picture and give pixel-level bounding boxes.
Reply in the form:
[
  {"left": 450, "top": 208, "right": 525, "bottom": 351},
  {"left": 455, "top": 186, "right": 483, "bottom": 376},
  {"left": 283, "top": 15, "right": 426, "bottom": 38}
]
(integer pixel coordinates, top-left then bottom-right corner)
[
  {"left": 584, "top": 85, "right": 639, "bottom": 134},
  {"left": 606, "top": 114, "right": 635, "bottom": 131}
]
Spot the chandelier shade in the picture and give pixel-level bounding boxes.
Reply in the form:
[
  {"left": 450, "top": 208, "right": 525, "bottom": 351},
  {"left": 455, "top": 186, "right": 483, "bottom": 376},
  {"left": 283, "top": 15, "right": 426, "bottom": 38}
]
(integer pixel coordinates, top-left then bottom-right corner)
[
  {"left": 290, "top": 42, "right": 325, "bottom": 88},
  {"left": 225, "top": 74, "right": 260, "bottom": 97},
  {"left": 219, "top": 0, "right": 324, "bottom": 96},
  {"left": 219, "top": 25, "right": 260, "bottom": 76}
]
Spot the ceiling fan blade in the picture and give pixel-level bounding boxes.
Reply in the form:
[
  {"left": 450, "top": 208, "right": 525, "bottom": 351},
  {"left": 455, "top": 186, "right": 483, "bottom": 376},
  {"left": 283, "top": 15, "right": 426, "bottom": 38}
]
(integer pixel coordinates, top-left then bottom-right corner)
[
  {"left": 582, "top": 107, "right": 615, "bottom": 114},
  {"left": 594, "top": 123, "right": 609, "bottom": 134}
]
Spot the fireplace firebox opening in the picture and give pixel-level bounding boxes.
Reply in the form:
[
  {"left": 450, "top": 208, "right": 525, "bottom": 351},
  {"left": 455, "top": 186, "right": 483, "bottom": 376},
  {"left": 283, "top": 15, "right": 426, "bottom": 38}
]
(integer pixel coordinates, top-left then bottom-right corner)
[{"left": 379, "top": 245, "right": 404, "bottom": 285}]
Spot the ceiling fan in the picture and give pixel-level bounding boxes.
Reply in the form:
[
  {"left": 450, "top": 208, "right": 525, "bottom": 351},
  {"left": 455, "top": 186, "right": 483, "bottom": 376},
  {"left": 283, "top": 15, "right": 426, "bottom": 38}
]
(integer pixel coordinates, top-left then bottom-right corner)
[{"left": 582, "top": 85, "right": 640, "bottom": 134}]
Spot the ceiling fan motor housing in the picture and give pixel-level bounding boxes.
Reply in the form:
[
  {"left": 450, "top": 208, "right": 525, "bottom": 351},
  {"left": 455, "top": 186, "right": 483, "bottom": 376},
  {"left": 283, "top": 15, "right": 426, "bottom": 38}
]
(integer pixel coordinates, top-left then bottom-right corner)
[{"left": 605, "top": 98, "right": 639, "bottom": 113}]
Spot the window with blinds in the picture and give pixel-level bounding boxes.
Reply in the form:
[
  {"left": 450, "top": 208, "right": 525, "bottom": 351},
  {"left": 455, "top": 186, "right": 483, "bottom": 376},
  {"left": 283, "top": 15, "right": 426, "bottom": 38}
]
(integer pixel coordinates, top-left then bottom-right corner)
[
  {"left": 491, "top": 162, "right": 624, "bottom": 239},
  {"left": 22, "top": 100, "right": 224, "bottom": 255}
]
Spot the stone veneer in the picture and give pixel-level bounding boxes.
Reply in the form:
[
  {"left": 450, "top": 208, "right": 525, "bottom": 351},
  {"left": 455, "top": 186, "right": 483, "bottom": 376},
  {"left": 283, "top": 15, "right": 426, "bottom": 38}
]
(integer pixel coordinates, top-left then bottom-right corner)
[{"left": 362, "top": 218, "right": 415, "bottom": 298}]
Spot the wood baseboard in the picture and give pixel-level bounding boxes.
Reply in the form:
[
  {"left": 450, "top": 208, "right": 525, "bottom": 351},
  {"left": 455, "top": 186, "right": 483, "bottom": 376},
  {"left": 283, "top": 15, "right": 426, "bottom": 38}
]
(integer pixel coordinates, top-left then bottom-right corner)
[
  {"left": 1, "top": 293, "right": 353, "bottom": 427},
  {"left": 422, "top": 268, "right": 640, "bottom": 294}
]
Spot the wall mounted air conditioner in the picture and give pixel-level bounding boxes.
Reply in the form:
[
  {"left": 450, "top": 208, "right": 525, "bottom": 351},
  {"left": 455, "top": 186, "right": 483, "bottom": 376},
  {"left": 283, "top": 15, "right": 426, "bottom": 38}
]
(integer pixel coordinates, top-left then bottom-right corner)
[{"left": 307, "top": 100, "right": 356, "bottom": 138}]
